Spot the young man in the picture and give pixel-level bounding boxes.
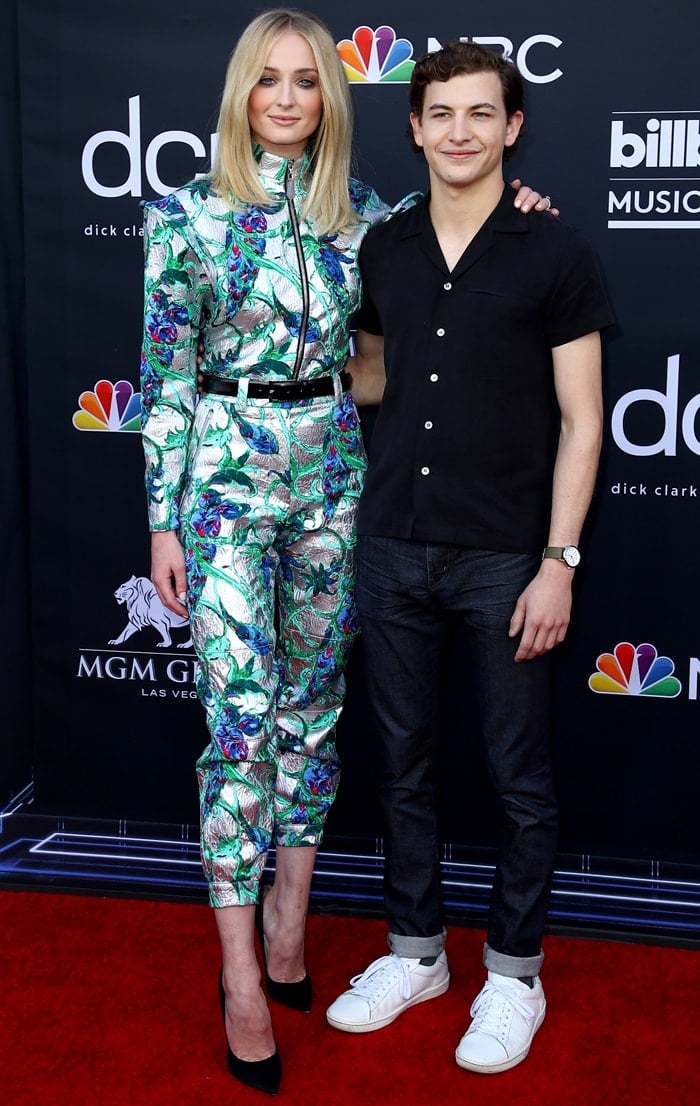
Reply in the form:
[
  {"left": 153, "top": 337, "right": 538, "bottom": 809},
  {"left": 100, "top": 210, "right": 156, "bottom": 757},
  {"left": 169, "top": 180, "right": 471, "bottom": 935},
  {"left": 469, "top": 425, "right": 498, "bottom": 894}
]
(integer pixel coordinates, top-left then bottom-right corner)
[{"left": 327, "top": 42, "right": 613, "bottom": 1073}]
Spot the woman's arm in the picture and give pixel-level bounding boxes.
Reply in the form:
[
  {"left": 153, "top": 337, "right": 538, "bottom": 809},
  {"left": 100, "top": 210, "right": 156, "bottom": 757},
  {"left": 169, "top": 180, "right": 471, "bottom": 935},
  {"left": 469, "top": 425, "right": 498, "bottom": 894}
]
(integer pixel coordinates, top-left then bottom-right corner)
[{"left": 141, "top": 200, "right": 202, "bottom": 533}]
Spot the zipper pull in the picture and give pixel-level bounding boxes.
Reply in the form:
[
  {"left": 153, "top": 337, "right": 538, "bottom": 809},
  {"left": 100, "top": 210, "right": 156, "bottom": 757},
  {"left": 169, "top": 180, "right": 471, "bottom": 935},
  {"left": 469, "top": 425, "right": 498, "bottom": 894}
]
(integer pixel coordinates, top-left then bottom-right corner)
[{"left": 285, "top": 162, "right": 295, "bottom": 201}]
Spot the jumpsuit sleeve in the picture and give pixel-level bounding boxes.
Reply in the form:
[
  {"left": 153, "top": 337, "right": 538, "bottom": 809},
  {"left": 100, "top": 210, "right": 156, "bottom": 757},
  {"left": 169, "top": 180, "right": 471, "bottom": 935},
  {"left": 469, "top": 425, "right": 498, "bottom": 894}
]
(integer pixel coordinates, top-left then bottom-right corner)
[{"left": 140, "top": 197, "right": 209, "bottom": 531}]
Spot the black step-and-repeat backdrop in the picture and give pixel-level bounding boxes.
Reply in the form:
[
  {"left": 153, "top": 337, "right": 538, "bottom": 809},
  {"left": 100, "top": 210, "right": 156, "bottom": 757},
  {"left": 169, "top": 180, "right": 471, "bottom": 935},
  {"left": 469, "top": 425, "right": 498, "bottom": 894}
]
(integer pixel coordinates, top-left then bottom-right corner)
[
  {"left": 1, "top": 2, "right": 32, "bottom": 802},
  {"left": 9, "top": 2, "right": 700, "bottom": 874}
]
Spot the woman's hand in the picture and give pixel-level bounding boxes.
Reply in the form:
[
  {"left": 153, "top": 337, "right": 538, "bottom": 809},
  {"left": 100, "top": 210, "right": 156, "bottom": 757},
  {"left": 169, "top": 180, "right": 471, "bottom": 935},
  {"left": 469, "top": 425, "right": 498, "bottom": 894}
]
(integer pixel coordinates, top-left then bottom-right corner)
[
  {"left": 509, "top": 179, "right": 559, "bottom": 216},
  {"left": 151, "top": 530, "right": 187, "bottom": 615}
]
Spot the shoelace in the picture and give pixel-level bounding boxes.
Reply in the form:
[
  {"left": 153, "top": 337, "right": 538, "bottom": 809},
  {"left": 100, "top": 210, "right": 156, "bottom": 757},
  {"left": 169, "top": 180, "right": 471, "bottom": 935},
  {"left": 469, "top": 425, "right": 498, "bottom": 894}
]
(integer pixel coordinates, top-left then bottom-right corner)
[
  {"left": 469, "top": 980, "right": 535, "bottom": 1034},
  {"left": 347, "top": 955, "right": 413, "bottom": 1003}
]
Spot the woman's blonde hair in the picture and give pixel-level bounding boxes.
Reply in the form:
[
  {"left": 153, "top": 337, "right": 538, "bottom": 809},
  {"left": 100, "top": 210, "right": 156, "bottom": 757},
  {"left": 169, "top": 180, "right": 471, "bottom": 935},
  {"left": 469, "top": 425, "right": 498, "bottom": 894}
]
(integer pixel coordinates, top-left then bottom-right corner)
[{"left": 211, "top": 8, "right": 356, "bottom": 234}]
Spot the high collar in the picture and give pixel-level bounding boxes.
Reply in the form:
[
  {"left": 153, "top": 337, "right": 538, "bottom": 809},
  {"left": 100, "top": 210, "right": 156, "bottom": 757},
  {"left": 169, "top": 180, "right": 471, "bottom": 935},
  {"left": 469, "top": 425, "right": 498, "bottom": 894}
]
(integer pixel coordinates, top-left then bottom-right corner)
[{"left": 253, "top": 144, "right": 313, "bottom": 199}]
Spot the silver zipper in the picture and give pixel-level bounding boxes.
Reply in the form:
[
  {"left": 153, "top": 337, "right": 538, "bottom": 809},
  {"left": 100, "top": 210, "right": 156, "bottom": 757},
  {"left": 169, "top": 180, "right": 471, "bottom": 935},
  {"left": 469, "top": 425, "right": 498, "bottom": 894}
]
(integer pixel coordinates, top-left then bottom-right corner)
[{"left": 285, "top": 163, "right": 310, "bottom": 381}]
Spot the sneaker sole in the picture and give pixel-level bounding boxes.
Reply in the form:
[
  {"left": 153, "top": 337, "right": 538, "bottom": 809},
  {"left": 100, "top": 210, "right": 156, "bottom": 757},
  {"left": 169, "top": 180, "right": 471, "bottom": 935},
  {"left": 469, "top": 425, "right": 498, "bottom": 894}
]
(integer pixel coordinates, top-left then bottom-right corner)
[
  {"left": 326, "top": 973, "right": 450, "bottom": 1034},
  {"left": 454, "top": 1004, "right": 546, "bottom": 1074}
]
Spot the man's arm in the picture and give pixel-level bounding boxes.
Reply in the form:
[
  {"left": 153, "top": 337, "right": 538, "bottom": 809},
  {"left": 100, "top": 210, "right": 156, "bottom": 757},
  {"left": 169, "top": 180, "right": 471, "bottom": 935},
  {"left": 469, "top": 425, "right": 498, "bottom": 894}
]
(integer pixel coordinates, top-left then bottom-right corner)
[
  {"left": 509, "top": 330, "right": 603, "bottom": 662},
  {"left": 347, "top": 328, "right": 386, "bottom": 406}
]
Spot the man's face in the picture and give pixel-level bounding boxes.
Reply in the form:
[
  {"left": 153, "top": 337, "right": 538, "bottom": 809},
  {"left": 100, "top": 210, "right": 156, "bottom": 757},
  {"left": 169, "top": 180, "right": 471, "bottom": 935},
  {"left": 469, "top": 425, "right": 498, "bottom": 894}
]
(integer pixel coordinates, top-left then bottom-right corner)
[{"left": 410, "top": 70, "right": 523, "bottom": 191}]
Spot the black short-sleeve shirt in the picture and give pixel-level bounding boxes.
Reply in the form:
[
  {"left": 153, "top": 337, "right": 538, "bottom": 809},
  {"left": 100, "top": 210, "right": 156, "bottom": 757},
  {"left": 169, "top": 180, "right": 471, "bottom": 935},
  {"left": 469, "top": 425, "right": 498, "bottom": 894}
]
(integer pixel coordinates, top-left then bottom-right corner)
[{"left": 355, "top": 186, "right": 614, "bottom": 552}]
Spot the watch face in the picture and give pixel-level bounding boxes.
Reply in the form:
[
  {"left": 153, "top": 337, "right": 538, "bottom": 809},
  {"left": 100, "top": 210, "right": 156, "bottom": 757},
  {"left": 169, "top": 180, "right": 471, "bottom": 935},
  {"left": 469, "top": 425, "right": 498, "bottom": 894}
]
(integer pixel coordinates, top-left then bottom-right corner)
[{"left": 562, "top": 546, "right": 581, "bottom": 567}]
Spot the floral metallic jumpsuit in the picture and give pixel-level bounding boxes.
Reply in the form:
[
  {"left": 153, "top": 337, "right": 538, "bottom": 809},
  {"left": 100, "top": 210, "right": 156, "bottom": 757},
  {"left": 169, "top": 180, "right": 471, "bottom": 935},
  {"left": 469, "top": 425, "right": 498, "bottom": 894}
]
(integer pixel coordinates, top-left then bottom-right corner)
[{"left": 140, "top": 147, "right": 392, "bottom": 906}]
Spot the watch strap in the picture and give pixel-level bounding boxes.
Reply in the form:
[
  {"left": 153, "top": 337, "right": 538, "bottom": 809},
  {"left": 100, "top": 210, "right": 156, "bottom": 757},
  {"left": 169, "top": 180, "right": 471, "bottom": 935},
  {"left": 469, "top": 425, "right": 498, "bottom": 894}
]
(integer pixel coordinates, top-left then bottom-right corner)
[{"left": 543, "top": 545, "right": 580, "bottom": 567}]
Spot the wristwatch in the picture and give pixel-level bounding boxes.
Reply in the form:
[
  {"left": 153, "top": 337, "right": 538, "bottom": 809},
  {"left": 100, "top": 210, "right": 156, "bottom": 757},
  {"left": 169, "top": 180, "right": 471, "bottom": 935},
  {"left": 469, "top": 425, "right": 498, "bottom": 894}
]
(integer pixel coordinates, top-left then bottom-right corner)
[{"left": 542, "top": 545, "right": 581, "bottom": 568}]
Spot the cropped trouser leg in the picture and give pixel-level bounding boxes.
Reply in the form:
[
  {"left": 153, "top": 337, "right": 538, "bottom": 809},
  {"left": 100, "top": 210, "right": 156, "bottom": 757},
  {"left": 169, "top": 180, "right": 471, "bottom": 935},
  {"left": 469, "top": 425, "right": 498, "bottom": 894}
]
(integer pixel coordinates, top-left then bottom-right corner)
[
  {"left": 271, "top": 514, "right": 359, "bottom": 849},
  {"left": 183, "top": 393, "right": 364, "bottom": 907}
]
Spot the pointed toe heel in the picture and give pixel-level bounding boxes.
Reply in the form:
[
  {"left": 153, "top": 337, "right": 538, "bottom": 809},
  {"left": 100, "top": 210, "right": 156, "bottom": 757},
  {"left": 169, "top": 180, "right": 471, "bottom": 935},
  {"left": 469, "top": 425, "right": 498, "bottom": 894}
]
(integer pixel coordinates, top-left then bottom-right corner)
[
  {"left": 218, "top": 971, "right": 282, "bottom": 1095},
  {"left": 226, "top": 1046, "right": 281, "bottom": 1096}
]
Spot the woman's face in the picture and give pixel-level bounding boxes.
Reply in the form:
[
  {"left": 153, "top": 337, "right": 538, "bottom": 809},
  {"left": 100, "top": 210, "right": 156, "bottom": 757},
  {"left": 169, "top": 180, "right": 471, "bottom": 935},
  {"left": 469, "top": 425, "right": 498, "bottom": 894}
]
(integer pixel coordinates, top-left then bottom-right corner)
[{"left": 248, "top": 31, "right": 324, "bottom": 159}]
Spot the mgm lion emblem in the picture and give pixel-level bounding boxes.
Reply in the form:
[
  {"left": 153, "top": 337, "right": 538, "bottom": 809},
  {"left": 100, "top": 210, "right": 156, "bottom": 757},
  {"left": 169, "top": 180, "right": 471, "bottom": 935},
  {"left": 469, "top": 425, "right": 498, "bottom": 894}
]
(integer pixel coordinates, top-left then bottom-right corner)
[{"left": 109, "top": 575, "right": 193, "bottom": 649}]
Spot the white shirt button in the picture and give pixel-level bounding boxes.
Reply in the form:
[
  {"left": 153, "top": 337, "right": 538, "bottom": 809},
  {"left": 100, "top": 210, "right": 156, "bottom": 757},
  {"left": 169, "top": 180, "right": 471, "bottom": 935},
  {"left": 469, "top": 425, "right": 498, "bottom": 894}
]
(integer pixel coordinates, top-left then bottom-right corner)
[
  {"left": 430, "top": 373, "right": 439, "bottom": 382},
  {"left": 424, "top": 421, "right": 433, "bottom": 430},
  {"left": 436, "top": 327, "right": 445, "bottom": 337},
  {"left": 421, "top": 466, "right": 430, "bottom": 475},
  {"left": 443, "top": 282, "right": 452, "bottom": 290}
]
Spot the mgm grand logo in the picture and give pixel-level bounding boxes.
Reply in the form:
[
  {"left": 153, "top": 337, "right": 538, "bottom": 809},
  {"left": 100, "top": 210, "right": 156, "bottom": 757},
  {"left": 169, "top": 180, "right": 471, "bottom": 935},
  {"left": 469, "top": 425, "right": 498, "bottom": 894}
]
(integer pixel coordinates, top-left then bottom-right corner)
[{"left": 77, "top": 575, "right": 199, "bottom": 699}]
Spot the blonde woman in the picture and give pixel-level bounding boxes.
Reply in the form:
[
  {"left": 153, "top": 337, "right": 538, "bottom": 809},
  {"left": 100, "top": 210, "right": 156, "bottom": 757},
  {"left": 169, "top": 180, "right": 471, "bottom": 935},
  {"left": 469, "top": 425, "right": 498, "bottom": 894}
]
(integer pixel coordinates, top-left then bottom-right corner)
[{"left": 140, "top": 8, "right": 550, "bottom": 1093}]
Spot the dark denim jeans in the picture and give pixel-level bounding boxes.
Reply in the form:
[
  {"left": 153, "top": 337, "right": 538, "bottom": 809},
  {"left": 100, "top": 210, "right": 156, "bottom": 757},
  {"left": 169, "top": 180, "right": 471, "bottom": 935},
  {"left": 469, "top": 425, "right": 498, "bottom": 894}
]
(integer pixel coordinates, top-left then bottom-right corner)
[{"left": 356, "top": 536, "right": 558, "bottom": 976}]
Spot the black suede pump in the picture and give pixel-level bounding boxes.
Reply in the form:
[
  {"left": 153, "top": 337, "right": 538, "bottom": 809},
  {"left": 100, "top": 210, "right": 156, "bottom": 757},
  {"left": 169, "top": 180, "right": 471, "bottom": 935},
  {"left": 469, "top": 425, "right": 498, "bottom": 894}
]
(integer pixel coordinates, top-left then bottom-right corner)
[
  {"left": 255, "top": 892, "right": 313, "bottom": 1013},
  {"left": 218, "top": 970, "right": 281, "bottom": 1095}
]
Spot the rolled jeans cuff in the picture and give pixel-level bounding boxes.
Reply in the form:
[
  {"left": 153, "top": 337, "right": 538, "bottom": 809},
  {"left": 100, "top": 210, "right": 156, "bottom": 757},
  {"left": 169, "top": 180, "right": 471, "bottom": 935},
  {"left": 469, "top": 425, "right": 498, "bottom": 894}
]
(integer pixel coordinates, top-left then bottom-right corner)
[
  {"left": 483, "top": 941, "right": 545, "bottom": 978},
  {"left": 389, "top": 929, "right": 446, "bottom": 959}
]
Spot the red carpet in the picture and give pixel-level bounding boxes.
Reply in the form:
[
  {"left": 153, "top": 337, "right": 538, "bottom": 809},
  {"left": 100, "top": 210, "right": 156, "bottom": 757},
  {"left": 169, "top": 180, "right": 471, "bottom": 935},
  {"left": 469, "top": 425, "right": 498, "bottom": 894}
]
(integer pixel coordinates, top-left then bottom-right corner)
[{"left": 1, "top": 890, "right": 697, "bottom": 1105}]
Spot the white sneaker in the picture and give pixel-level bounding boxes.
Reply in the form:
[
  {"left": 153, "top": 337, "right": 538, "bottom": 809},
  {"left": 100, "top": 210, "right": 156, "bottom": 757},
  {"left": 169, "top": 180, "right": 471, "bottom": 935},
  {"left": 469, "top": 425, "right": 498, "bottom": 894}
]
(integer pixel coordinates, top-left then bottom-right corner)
[
  {"left": 455, "top": 972, "right": 546, "bottom": 1073},
  {"left": 326, "top": 952, "right": 450, "bottom": 1033}
]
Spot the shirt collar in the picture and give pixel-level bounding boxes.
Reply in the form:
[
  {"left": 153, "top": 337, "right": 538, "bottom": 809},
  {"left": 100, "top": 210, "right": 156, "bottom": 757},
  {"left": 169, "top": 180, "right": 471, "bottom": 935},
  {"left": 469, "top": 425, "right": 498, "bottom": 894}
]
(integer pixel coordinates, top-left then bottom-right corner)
[
  {"left": 401, "top": 183, "right": 529, "bottom": 239},
  {"left": 398, "top": 183, "right": 528, "bottom": 279}
]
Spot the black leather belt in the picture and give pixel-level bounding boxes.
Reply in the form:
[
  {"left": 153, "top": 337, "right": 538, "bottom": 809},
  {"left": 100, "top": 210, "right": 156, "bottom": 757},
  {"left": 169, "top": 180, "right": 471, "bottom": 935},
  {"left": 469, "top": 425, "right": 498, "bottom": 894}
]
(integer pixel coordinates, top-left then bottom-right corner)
[{"left": 201, "top": 372, "right": 350, "bottom": 402}]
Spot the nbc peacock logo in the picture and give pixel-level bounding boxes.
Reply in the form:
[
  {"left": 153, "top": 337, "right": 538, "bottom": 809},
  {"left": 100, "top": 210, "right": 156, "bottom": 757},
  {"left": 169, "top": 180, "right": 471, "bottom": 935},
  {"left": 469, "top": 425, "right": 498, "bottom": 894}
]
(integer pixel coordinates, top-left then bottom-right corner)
[
  {"left": 72, "top": 379, "right": 141, "bottom": 432},
  {"left": 337, "top": 26, "right": 415, "bottom": 83},
  {"left": 588, "top": 642, "right": 682, "bottom": 698}
]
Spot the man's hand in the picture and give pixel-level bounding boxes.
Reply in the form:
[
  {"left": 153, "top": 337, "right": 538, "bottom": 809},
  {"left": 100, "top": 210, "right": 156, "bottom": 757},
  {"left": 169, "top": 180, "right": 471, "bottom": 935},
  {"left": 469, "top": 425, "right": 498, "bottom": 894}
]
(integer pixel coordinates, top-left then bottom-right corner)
[
  {"left": 151, "top": 530, "right": 187, "bottom": 616},
  {"left": 510, "top": 178, "right": 559, "bottom": 216},
  {"left": 509, "top": 560, "right": 573, "bottom": 661}
]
